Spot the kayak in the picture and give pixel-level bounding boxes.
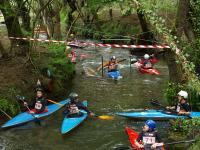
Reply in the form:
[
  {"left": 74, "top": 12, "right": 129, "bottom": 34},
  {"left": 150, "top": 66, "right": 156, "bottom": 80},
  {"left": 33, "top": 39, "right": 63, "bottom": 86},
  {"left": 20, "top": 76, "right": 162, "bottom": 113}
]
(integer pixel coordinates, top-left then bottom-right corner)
[
  {"left": 67, "top": 42, "right": 85, "bottom": 49},
  {"left": 139, "top": 67, "right": 160, "bottom": 75},
  {"left": 2, "top": 99, "right": 69, "bottom": 128},
  {"left": 61, "top": 101, "right": 88, "bottom": 134},
  {"left": 125, "top": 127, "right": 165, "bottom": 150},
  {"left": 107, "top": 70, "right": 122, "bottom": 80},
  {"left": 116, "top": 110, "right": 200, "bottom": 120},
  {"left": 125, "top": 127, "right": 139, "bottom": 149}
]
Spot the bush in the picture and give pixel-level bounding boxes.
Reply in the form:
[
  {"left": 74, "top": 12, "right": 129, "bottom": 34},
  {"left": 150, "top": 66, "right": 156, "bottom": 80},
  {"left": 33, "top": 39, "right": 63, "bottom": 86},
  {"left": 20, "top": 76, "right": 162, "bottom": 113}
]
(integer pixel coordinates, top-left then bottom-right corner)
[{"left": 164, "top": 82, "right": 200, "bottom": 111}]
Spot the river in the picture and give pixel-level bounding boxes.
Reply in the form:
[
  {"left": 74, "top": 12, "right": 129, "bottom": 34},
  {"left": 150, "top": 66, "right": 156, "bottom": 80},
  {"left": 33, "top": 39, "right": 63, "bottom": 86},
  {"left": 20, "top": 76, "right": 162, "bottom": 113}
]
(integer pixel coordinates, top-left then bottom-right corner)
[{"left": 0, "top": 45, "right": 188, "bottom": 150}]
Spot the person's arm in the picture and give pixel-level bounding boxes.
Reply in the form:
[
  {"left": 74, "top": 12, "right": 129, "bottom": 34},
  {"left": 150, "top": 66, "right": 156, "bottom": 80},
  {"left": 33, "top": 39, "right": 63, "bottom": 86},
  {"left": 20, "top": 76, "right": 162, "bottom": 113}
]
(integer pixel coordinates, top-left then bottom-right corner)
[
  {"left": 166, "top": 106, "right": 175, "bottom": 110},
  {"left": 77, "top": 102, "right": 94, "bottom": 116},
  {"left": 96, "top": 62, "right": 109, "bottom": 71},
  {"left": 135, "top": 132, "right": 144, "bottom": 148},
  {"left": 151, "top": 132, "right": 164, "bottom": 149},
  {"left": 178, "top": 103, "right": 191, "bottom": 115},
  {"left": 63, "top": 104, "right": 70, "bottom": 115}
]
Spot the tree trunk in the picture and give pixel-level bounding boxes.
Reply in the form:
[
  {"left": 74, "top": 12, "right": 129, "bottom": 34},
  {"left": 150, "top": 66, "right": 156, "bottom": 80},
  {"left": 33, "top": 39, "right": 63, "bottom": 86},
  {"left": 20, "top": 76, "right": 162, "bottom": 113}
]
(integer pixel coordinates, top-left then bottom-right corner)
[
  {"left": 1, "top": 0, "right": 29, "bottom": 56},
  {"left": 1, "top": 0, "right": 23, "bottom": 38},
  {"left": 0, "top": 41, "right": 7, "bottom": 59},
  {"left": 38, "top": 0, "right": 54, "bottom": 38},
  {"left": 136, "top": 9, "right": 155, "bottom": 45},
  {"left": 175, "top": 0, "right": 195, "bottom": 42},
  {"left": 165, "top": 50, "right": 184, "bottom": 83},
  {"left": 16, "top": 0, "right": 31, "bottom": 31}
]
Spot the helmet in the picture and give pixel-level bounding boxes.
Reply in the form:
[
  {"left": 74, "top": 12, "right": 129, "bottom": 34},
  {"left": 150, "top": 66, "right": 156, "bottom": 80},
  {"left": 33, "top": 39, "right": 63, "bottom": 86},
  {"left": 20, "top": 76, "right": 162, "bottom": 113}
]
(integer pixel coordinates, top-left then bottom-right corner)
[
  {"left": 111, "top": 56, "right": 116, "bottom": 60},
  {"left": 144, "top": 54, "right": 150, "bottom": 59},
  {"left": 36, "top": 87, "right": 43, "bottom": 92},
  {"left": 178, "top": 90, "right": 188, "bottom": 99},
  {"left": 145, "top": 120, "right": 156, "bottom": 130},
  {"left": 70, "top": 34, "right": 74, "bottom": 37},
  {"left": 69, "top": 92, "right": 78, "bottom": 102}
]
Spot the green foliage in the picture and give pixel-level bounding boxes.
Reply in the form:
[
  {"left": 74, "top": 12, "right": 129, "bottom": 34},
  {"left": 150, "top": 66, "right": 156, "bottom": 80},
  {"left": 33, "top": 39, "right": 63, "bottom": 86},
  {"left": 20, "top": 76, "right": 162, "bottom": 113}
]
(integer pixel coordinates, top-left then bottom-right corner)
[
  {"left": 36, "top": 43, "right": 75, "bottom": 82},
  {"left": 0, "top": 98, "right": 19, "bottom": 116},
  {"left": 0, "top": 85, "right": 21, "bottom": 116},
  {"left": 164, "top": 82, "right": 183, "bottom": 105},
  {"left": 164, "top": 82, "right": 200, "bottom": 111},
  {"left": 170, "top": 118, "right": 200, "bottom": 138}
]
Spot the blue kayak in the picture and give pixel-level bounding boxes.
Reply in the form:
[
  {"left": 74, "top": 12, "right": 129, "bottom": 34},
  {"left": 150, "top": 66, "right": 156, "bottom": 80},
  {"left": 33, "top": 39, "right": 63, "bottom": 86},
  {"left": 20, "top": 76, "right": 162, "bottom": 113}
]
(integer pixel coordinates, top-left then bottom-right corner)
[
  {"left": 2, "top": 99, "right": 69, "bottom": 128},
  {"left": 61, "top": 101, "right": 88, "bottom": 134},
  {"left": 116, "top": 110, "right": 200, "bottom": 120},
  {"left": 107, "top": 70, "right": 122, "bottom": 80}
]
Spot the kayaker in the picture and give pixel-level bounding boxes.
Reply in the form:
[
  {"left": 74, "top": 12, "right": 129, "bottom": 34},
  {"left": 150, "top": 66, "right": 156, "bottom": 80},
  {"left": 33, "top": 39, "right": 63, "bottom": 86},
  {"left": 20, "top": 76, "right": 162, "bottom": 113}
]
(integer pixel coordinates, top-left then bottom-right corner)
[
  {"left": 141, "top": 54, "right": 153, "bottom": 69},
  {"left": 24, "top": 88, "right": 48, "bottom": 114},
  {"left": 107, "top": 56, "right": 118, "bottom": 72},
  {"left": 135, "top": 120, "right": 164, "bottom": 150},
  {"left": 166, "top": 90, "right": 191, "bottom": 115},
  {"left": 63, "top": 92, "right": 95, "bottom": 117}
]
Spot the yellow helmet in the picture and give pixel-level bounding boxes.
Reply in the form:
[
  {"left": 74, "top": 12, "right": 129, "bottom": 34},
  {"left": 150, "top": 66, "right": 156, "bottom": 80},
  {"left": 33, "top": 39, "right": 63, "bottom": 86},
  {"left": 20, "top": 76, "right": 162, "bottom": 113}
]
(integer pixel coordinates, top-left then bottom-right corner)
[{"left": 70, "top": 34, "right": 74, "bottom": 37}]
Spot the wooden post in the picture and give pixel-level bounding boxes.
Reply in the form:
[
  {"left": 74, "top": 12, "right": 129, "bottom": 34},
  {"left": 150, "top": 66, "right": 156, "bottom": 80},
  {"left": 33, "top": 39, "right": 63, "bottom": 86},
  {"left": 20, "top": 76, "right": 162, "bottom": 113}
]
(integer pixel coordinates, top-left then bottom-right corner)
[
  {"left": 101, "top": 56, "right": 104, "bottom": 77},
  {"left": 129, "top": 55, "right": 132, "bottom": 73}
]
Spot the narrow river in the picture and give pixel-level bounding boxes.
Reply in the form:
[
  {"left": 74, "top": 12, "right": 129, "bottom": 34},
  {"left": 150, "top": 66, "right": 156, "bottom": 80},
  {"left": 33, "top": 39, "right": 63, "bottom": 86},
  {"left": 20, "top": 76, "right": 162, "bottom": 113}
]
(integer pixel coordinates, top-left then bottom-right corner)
[{"left": 0, "top": 45, "right": 186, "bottom": 150}]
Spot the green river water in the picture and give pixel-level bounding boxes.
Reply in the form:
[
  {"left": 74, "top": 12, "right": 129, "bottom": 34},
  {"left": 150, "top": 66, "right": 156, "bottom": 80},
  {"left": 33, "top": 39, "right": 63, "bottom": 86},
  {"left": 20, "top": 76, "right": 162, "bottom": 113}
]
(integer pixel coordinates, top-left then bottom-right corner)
[{"left": 0, "top": 46, "right": 189, "bottom": 150}]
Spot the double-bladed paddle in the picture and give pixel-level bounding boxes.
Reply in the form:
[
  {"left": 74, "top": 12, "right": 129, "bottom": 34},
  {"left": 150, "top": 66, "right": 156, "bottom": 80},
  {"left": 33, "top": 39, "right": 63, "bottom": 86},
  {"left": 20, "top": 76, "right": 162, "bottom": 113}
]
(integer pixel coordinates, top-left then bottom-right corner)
[
  {"left": 47, "top": 99, "right": 114, "bottom": 120},
  {"left": 114, "top": 139, "right": 196, "bottom": 150}
]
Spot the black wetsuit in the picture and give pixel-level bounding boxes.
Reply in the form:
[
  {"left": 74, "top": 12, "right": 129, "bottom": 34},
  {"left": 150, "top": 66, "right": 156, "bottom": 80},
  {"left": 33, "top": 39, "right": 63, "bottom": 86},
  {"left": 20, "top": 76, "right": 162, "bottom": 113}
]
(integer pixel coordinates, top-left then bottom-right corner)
[
  {"left": 63, "top": 101, "right": 90, "bottom": 117},
  {"left": 137, "top": 130, "right": 162, "bottom": 150}
]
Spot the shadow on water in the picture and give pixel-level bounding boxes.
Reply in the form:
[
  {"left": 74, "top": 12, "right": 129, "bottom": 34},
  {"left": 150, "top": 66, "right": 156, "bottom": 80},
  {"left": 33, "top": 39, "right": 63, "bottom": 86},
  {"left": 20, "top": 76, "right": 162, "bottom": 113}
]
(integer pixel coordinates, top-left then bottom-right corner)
[{"left": 0, "top": 46, "right": 190, "bottom": 150}]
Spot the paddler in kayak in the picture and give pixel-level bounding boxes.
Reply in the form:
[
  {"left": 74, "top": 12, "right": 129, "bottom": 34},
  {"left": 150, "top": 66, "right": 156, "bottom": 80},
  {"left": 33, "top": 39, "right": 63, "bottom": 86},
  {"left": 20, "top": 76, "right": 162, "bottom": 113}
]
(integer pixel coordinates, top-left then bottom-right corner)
[
  {"left": 135, "top": 120, "right": 164, "bottom": 150},
  {"left": 63, "top": 92, "right": 95, "bottom": 117},
  {"left": 141, "top": 54, "right": 153, "bottom": 69},
  {"left": 97, "top": 56, "right": 118, "bottom": 72},
  {"left": 166, "top": 90, "right": 191, "bottom": 115},
  {"left": 23, "top": 88, "right": 48, "bottom": 114}
]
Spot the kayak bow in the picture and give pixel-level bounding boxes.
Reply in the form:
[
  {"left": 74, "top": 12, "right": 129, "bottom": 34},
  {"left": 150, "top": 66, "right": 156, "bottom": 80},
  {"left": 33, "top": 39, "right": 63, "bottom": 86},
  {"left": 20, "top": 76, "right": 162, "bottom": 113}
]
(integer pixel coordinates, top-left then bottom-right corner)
[
  {"left": 2, "top": 99, "right": 69, "bottom": 128},
  {"left": 61, "top": 101, "right": 88, "bottom": 134}
]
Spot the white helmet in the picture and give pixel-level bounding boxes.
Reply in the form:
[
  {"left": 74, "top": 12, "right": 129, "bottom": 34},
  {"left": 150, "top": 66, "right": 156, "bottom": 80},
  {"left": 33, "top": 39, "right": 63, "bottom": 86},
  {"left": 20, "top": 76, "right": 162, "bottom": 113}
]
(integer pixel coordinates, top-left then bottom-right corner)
[
  {"left": 144, "top": 54, "right": 150, "bottom": 59},
  {"left": 178, "top": 90, "right": 188, "bottom": 99},
  {"left": 111, "top": 56, "right": 116, "bottom": 60}
]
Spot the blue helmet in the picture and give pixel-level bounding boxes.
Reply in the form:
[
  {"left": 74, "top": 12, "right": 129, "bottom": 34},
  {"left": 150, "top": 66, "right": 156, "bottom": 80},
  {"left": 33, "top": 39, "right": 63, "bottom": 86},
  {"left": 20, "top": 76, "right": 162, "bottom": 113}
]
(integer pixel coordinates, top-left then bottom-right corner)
[{"left": 145, "top": 120, "right": 156, "bottom": 130}]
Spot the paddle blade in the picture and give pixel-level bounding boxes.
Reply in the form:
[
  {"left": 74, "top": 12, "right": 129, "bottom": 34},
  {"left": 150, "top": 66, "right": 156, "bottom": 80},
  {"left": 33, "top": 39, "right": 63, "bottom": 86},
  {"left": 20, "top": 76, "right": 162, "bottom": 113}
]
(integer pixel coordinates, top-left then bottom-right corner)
[{"left": 98, "top": 115, "right": 114, "bottom": 120}]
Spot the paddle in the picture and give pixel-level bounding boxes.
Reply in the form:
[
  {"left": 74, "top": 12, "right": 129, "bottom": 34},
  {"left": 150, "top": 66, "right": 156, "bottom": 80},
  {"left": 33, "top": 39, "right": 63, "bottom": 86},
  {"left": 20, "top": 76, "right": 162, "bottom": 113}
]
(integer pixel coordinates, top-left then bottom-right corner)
[
  {"left": 96, "top": 58, "right": 127, "bottom": 71},
  {"left": 16, "top": 95, "right": 41, "bottom": 125},
  {"left": 114, "top": 139, "right": 196, "bottom": 150},
  {"left": 0, "top": 108, "right": 12, "bottom": 119},
  {"left": 47, "top": 99, "right": 114, "bottom": 120},
  {"left": 150, "top": 100, "right": 192, "bottom": 118},
  {"left": 94, "top": 114, "right": 114, "bottom": 120}
]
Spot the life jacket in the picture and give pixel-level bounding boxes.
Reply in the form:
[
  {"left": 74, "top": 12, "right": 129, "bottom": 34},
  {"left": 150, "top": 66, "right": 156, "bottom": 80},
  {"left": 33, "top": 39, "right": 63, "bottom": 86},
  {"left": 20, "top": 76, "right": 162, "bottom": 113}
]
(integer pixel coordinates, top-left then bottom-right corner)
[
  {"left": 143, "top": 59, "right": 152, "bottom": 68},
  {"left": 34, "top": 97, "right": 47, "bottom": 113},
  {"left": 176, "top": 100, "right": 190, "bottom": 112},
  {"left": 142, "top": 131, "right": 157, "bottom": 146},
  {"left": 69, "top": 104, "right": 80, "bottom": 114},
  {"left": 108, "top": 61, "right": 117, "bottom": 71}
]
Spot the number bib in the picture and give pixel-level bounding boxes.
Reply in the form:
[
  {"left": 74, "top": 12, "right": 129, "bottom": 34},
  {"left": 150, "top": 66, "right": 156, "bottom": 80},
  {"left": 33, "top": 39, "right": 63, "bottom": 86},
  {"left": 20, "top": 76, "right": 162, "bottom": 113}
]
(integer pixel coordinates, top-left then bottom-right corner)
[
  {"left": 69, "top": 105, "right": 79, "bottom": 114},
  {"left": 35, "top": 101, "right": 42, "bottom": 110},
  {"left": 143, "top": 136, "right": 156, "bottom": 144},
  {"left": 145, "top": 62, "right": 152, "bottom": 68}
]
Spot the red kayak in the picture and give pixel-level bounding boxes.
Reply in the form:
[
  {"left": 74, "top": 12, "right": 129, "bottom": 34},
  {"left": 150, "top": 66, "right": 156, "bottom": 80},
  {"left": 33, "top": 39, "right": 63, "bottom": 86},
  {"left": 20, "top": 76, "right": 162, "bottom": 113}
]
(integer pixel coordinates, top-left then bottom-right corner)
[
  {"left": 139, "top": 67, "right": 160, "bottom": 75},
  {"left": 125, "top": 127, "right": 165, "bottom": 150},
  {"left": 135, "top": 58, "right": 160, "bottom": 75}
]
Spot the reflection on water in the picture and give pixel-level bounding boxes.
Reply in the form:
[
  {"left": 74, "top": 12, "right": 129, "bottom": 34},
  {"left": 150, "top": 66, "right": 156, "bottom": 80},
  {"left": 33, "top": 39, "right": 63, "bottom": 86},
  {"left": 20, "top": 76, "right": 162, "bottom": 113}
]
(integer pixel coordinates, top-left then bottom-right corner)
[{"left": 0, "top": 46, "right": 187, "bottom": 150}]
